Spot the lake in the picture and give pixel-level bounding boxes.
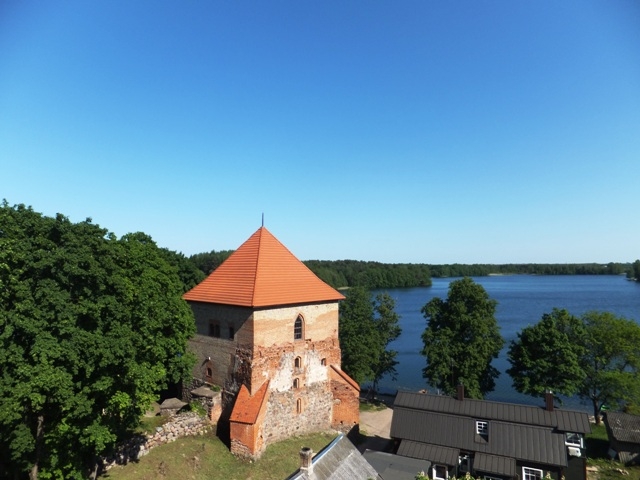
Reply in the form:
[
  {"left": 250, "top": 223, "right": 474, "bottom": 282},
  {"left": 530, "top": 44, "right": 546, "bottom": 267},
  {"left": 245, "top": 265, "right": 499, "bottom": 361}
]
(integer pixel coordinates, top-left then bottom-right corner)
[{"left": 372, "top": 275, "right": 640, "bottom": 412}]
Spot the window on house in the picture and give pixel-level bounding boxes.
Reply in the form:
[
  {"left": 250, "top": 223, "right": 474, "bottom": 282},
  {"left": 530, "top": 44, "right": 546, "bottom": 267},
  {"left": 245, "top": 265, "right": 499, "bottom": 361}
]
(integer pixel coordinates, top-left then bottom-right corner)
[
  {"left": 432, "top": 465, "right": 448, "bottom": 480},
  {"left": 565, "top": 432, "right": 582, "bottom": 448},
  {"left": 294, "top": 315, "right": 304, "bottom": 340},
  {"left": 522, "top": 467, "right": 543, "bottom": 480},
  {"left": 228, "top": 326, "right": 235, "bottom": 340},
  {"left": 296, "top": 398, "right": 303, "bottom": 414},
  {"left": 209, "top": 323, "right": 220, "bottom": 338},
  {"left": 476, "top": 421, "right": 488, "bottom": 436},
  {"left": 295, "top": 356, "right": 302, "bottom": 369}
]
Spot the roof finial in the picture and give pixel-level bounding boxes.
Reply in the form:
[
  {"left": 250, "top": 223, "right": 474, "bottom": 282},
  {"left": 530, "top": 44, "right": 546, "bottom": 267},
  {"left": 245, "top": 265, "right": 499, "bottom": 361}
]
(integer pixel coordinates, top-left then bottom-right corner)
[{"left": 261, "top": 212, "right": 264, "bottom": 227}]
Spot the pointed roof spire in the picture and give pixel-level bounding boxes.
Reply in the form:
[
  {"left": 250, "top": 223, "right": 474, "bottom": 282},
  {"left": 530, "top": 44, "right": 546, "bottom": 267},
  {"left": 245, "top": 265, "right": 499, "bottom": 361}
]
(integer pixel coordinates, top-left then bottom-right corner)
[{"left": 183, "top": 227, "right": 344, "bottom": 307}]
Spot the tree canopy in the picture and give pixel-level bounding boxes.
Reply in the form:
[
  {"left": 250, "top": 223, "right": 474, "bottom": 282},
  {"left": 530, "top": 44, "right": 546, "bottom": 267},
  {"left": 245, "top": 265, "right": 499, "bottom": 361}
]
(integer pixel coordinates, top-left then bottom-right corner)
[
  {"left": 0, "top": 202, "right": 196, "bottom": 479},
  {"left": 578, "top": 311, "right": 640, "bottom": 422},
  {"left": 370, "top": 292, "right": 402, "bottom": 395},
  {"left": 507, "top": 308, "right": 640, "bottom": 423},
  {"left": 421, "top": 277, "right": 504, "bottom": 399},
  {"left": 338, "top": 287, "right": 402, "bottom": 388},
  {"left": 506, "top": 308, "right": 586, "bottom": 401}
]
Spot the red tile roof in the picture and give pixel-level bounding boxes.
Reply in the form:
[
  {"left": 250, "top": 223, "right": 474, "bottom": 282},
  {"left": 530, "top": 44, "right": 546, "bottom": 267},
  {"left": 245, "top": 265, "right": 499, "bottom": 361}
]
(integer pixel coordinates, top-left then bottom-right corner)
[
  {"left": 330, "top": 365, "right": 360, "bottom": 392},
  {"left": 183, "top": 227, "right": 345, "bottom": 307},
  {"left": 229, "top": 381, "right": 270, "bottom": 424}
]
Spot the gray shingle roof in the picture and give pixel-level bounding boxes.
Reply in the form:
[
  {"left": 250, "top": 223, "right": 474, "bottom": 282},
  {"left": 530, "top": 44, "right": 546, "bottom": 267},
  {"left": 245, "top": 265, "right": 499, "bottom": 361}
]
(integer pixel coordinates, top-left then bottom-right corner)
[
  {"left": 606, "top": 412, "right": 640, "bottom": 444},
  {"left": 394, "top": 391, "right": 591, "bottom": 434},
  {"left": 287, "top": 434, "right": 380, "bottom": 480}
]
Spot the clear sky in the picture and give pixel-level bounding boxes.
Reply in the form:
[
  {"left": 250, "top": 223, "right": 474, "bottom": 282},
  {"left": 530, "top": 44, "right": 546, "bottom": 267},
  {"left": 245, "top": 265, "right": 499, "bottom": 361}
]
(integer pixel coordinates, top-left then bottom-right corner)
[{"left": 1, "top": 1, "right": 639, "bottom": 264}]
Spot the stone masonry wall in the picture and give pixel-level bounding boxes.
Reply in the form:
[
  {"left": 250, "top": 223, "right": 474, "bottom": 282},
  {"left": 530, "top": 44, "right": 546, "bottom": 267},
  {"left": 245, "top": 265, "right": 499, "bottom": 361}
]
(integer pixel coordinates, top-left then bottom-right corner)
[
  {"left": 101, "top": 412, "right": 211, "bottom": 473},
  {"left": 262, "top": 382, "right": 333, "bottom": 445}
]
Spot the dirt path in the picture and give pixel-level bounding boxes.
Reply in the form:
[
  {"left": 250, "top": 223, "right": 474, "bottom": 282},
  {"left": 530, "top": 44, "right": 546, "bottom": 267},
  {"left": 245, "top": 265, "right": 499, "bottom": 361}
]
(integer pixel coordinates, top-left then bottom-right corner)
[{"left": 358, "top": 407, "right": 394, "bottom": 453}]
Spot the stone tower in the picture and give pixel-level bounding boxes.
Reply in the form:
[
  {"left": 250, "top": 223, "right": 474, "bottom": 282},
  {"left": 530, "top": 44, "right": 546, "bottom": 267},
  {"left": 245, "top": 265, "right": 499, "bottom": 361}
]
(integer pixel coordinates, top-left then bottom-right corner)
[{"left": 182, "top": 227, "right": 360, "bottom": 458}]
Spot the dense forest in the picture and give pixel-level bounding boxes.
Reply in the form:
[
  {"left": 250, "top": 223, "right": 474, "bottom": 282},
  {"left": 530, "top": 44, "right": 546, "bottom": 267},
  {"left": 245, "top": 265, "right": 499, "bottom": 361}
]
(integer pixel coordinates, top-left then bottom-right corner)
[{"left": 186, "top": 249, "right": 635, "bottom": 290}]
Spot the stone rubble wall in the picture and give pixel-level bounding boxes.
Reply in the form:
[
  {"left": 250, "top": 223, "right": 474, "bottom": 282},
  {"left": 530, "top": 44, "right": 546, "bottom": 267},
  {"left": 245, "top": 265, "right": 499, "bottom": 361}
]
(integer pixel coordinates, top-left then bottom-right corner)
[{"left": 101, "top": 412, "right": 211, "bottom": 472}]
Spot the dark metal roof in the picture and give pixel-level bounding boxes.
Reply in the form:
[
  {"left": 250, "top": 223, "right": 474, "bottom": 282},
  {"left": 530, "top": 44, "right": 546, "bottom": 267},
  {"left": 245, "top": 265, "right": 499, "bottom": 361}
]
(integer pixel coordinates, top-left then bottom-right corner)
[
  {"left": 606, "top": 412, "right": 640, "bottom": 444},
  {"left": 398, "top": 440, "right": 460, "bottom": 466},
  {"left": 394, "top": 391, "right": 591, "bottom": 434},
  {"left": 391, "top": 407, "right": 568, "bottom": 467},
  {"left": 474, "top": 452, "right": 516, "bottom": 477},
  {"left": 363, "top": 450, "right": 431, "bottom": 480}
]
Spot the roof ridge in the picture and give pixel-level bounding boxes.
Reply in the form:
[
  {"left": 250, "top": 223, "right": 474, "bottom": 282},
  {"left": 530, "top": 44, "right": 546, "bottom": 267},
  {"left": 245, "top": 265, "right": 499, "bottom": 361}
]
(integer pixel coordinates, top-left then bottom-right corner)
[{"left": 251, "top": 227, "right": 265, "bottom": 306}]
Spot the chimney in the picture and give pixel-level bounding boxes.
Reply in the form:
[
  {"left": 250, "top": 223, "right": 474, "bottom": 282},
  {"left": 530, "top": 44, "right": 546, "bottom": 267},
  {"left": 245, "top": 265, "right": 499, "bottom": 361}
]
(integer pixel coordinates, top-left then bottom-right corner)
[
  {"left": 544, "top": 390, "right": 554, "bottom": 412},
  {"left": 456, "top": 384, "right": 464, "bottom": 401},
  {"left": 299, "top": 447, "right": 313, "bottom": 473}
]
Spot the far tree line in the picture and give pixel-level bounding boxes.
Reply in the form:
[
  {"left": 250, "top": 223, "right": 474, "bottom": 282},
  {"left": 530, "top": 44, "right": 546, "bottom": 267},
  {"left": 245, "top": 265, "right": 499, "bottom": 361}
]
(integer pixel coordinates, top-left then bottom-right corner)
[
  {"left": 187, "top": 249, "right": 639, "bottom": 290},
  {"left": 338, "top": 277, "right": 640, "bottom": 425}
]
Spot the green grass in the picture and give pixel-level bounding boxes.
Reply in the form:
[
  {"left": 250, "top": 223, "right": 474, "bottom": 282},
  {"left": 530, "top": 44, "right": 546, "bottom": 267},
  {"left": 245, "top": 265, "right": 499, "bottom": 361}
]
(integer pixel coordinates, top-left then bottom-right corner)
[{"left": 101, "top": 430, "right": 337, "bottom": 480}]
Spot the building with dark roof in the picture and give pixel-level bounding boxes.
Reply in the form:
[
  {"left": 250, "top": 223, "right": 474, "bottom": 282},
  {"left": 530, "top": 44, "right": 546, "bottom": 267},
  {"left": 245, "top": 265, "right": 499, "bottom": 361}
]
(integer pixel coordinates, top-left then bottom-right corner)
[
  {"left": 390, "top": 388, "right": 590, "bottom": 480},
  {"left": 287, "top": 434, "right": 380, "bottom": 480},
  {"left": 604, "top": 411, "right": 640, "bottom": 466},
  {"left": 182, "top": 227, "right": 359, "bottom": 459}
]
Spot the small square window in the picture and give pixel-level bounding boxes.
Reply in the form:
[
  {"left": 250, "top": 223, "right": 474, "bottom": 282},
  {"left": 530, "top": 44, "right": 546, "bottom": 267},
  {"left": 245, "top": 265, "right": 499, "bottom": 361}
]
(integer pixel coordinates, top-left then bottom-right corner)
[
  {"left": 432, "top": 465, "right": 448, "bottom": 480},
  {"left": 565, "top": 432, "right": 582, "bottom": 447},
  {"left": 476, "top": 421, "right": 488, "bottom": 436}
]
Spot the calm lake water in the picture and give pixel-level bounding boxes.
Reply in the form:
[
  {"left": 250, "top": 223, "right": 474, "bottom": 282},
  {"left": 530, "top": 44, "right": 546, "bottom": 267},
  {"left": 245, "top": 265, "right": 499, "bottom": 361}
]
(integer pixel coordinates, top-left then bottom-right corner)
[{"left": 372, "top": 275, "right": 640, "bottom": 412}]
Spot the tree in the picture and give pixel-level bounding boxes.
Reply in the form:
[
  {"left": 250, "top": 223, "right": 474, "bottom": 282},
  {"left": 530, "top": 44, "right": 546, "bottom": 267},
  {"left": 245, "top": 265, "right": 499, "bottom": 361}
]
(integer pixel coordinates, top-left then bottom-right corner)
[
  {"left": 0, "top": 203, "right": 196, "bottom": 479},
  {"left": 159, "top": 248, "right": 205, "bottom": 292},
  {"left": 370, "top": 292, "right": 402, "bottom": 395},
  {"left": 421, "top": 277, "right": 504, "bottom": 399},
  {"left": 628, "top": 259, "right": 640, "bottom": 281},
  {"left": 338, "top": 288, "right": 402, "bottom": 389},
  {"left": 339, "top": 287, "right": 378, "bottom": 384},
  {"left": 506, "top": 308, "right": 586, "bottom": 401},
  {"left": 189, "top": 249, "right": 234, "bottom": 275},
  {"left": 578, "top": 311, "right": 640, "bottom": 424}
]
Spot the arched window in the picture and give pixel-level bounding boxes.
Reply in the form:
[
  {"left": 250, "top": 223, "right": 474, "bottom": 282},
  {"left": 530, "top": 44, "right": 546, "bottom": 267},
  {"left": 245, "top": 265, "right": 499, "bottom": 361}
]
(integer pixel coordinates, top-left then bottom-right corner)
[
  {"left": 294, "top": 315, "right": 304, "bottom": 341},
  {"left": 293, "top": 378, "right": 300, "bottom": 389},
  {"left": 294, "top": 356, "right": 302, "bottom": 369},
  {"left": 296, "top": 398, "right": 303, "bottom": 414},
  {"left": 321, "top": 358, "right": 327, "bottom": 366},
  {"left": 204, "top": 359, "right": 214, "bottom": 382}
]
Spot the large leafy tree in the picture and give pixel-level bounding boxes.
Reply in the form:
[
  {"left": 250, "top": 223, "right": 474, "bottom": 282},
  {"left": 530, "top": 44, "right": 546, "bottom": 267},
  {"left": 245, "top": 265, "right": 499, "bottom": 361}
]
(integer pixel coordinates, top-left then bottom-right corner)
[
  {"left": 339, "top": 287, "right": 378, "bottom": 385},
  {"left": 371, "top": 292, "right": 402, "bottom": 395},
  {"left": 506, "top": 308, "right": 586, "bottom": 401},
  {"left": 421, "top": 277, "right": 504, "bottom": 399},
  {"left": 578, "top": 311, "right": 640, "bottom": 424},
  {"left": 339, "top": 287, "right": 402, "bottom": 388},
  {"left": 506, "top": 309, "right": 640, "bottom": 424},
  {"left": 0, "top": 203, "right": 196, "bottom": 479}
]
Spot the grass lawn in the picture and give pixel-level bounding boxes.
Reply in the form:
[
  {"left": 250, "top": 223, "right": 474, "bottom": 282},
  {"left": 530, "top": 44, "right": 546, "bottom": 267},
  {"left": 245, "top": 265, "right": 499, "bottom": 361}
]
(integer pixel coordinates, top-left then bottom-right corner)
[{"left": 101, "top": 430, "right": 337, "bottom": 480}]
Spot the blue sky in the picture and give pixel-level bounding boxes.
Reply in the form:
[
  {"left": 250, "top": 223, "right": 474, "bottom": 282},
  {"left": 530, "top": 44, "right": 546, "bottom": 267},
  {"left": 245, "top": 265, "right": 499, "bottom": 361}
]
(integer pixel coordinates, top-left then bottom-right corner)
[{"left": 1, "top": 1, "right": 639, "bottom": 264}]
